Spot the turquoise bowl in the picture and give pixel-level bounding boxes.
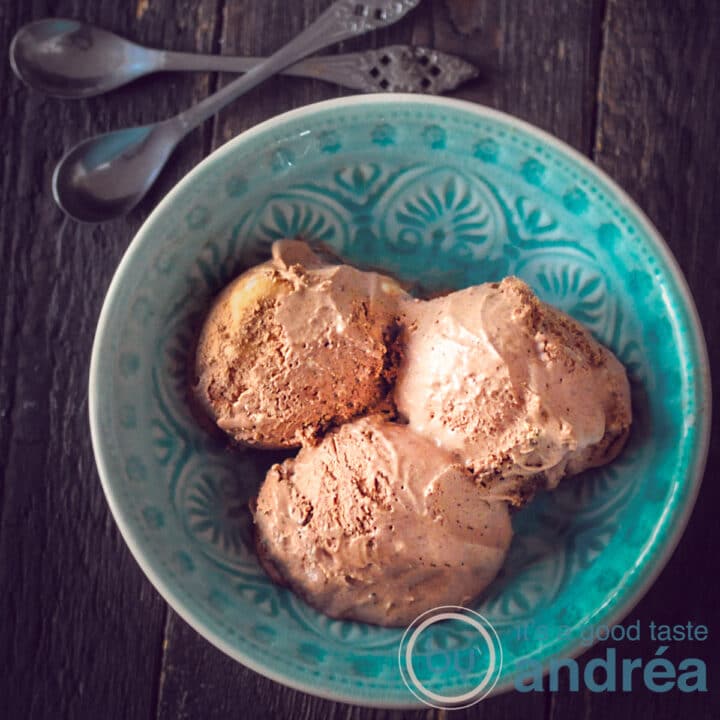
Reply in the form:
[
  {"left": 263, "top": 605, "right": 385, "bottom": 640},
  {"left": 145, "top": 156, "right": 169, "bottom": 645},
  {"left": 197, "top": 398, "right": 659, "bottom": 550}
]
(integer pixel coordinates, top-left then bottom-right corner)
[{"left": 90, "top": 96, "right": 710, "bottom": 707}]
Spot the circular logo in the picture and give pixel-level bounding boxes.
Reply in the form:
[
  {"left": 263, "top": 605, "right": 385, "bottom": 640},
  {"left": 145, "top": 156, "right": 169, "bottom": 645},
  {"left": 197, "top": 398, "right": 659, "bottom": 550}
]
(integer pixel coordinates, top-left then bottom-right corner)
[{"left": 398, "top": 605, "right": 503, "bottom": 709}]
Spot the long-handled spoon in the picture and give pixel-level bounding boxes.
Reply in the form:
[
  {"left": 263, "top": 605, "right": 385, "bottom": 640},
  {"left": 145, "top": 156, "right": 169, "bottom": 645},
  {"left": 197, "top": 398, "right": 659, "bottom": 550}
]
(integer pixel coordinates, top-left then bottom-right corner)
[
  {"left": 11, "top": 19, "right": 477, "bottom": 97},
  {"left": 51, "top": 0, "right": 421, "bottom": 223}
]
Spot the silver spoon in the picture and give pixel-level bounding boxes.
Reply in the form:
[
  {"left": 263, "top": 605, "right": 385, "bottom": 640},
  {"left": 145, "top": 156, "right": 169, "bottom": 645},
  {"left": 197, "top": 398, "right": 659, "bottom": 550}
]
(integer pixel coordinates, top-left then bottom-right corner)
[
  {"left": 10, "top": 19, "right": 478, "bottom": 97},
  {"left": 51, "top": 0, "right": 421, "bottom": 223}
]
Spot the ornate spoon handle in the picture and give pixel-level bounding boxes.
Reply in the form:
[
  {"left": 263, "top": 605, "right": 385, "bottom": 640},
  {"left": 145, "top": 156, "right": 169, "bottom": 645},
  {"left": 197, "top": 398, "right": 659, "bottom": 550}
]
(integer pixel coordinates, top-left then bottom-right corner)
[{"left": 161, "top": 45, "right": 478, "bottom": 95}]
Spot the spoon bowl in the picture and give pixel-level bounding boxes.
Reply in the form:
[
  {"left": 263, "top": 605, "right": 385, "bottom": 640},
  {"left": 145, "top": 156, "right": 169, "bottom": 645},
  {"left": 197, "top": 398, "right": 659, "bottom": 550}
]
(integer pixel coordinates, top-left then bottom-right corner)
[
  {"left": 52, "top": 122, "right": 181, "bottom": 222},
  {"left": 10, "top": 19, "right": 160, "bottom": 98}
]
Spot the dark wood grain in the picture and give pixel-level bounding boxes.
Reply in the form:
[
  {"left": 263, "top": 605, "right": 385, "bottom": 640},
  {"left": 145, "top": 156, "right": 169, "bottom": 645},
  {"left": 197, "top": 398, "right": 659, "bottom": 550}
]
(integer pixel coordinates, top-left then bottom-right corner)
[
  {"left": 0, "top": 0, "right": 222, "bottom": 717},
  {"left": 434, "top": 0, "right": 607, "bottom": 155},
  {"left": 2, "top": 0, "right": 719, "bottom": 718}
]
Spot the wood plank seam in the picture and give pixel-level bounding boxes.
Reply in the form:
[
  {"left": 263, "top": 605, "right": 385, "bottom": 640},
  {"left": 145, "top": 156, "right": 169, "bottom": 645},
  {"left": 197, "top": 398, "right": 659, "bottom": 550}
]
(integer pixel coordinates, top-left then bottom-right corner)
[
  {"left": 591, "top": 0, "right": 613, "bottom": 162},
  {"left": 205, "top": 0, "right": 228, "bottom": 158}
]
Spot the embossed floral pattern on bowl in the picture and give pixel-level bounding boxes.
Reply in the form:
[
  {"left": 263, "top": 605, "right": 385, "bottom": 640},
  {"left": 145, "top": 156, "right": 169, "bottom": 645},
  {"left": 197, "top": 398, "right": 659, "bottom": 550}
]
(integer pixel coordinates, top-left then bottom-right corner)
[{"left": 89, "top": 96, "right": 709, "bottom": 707}]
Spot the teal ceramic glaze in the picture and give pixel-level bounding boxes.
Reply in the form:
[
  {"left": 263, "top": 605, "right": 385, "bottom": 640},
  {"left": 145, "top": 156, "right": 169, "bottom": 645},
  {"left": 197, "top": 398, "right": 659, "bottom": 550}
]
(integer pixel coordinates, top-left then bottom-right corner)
[{"left": 90, "top": 96, "right": 710, "bottom": 707}]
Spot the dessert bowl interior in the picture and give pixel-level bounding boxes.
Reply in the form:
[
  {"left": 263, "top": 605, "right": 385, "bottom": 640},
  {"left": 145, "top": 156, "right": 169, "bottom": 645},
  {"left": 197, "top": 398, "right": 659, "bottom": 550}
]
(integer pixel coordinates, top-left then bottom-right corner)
[{"left": 90, "top": 95, "right": 710, "bottom": 707}]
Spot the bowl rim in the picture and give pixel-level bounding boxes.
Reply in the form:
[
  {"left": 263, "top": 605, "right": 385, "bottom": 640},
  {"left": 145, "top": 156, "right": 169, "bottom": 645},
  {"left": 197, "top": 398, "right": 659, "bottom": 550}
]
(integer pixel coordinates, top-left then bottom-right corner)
[{"left": 89, "top": 93, "right": 711, "bottom": 708}]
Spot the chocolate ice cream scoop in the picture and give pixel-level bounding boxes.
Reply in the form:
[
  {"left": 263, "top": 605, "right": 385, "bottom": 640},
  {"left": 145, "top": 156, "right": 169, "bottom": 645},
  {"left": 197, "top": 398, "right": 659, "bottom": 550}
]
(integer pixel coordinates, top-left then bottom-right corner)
[
  {"left": 394, "top": 277, "right": 632, "bottom": 505},
  {"left": 252, "top": 415, "right": 513, "bottom": 627},
  {"left": 193, "top": 240, "right": 406, "bottom": 448}
]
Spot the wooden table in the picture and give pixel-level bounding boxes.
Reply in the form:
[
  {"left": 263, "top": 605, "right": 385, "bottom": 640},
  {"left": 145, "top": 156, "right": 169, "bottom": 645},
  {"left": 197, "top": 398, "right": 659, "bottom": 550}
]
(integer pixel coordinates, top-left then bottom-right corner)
[{"left": 1, "top": 1, "right": 718, "bottom": 717}]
